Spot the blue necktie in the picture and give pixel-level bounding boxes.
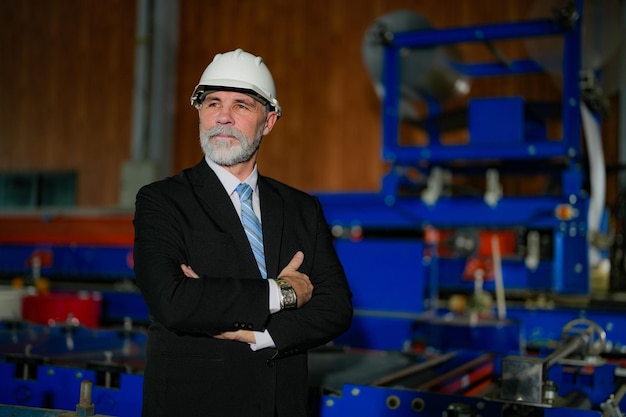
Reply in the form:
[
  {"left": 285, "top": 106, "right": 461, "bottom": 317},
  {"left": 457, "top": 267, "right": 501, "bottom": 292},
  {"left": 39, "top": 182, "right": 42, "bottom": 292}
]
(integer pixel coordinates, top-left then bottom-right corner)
[{"left": 236, "top": 183, "right": 267, "bottom": 279}]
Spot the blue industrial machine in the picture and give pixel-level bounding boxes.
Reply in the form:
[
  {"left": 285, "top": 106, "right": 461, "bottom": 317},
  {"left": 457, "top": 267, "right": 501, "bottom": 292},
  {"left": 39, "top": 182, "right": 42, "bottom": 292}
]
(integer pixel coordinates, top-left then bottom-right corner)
[
  {"left": 0, "top": 320, "right": 145, "bottom": 417},
  {"left": 2, "top": 1, "right": 626, "bottom": 416},
  {"left": 310, "top": 0, "right": 626, "bottom": 416}
]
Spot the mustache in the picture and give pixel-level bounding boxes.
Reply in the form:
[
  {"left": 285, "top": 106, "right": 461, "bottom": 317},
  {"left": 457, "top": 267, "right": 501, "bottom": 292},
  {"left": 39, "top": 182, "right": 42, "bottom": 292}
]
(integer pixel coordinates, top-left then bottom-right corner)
[{"left": 204, "top": 125, "right": 247, "bottom": 142}]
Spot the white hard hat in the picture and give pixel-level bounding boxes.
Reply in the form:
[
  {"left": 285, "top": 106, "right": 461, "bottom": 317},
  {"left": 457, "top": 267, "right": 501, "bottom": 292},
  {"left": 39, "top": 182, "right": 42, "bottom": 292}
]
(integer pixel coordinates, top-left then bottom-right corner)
[{"left": 190, "top": 48, "right": 282, "bottom": 118}]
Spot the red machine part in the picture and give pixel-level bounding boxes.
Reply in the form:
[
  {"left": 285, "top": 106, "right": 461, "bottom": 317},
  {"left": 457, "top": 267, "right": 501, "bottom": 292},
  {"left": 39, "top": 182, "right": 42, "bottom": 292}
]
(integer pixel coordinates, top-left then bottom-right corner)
[
  {"left": 424, "top": 227, "right": 517, "bottom": 281},
  {"left": 21, "top": 291, "right": 102, "bottom": 328}
]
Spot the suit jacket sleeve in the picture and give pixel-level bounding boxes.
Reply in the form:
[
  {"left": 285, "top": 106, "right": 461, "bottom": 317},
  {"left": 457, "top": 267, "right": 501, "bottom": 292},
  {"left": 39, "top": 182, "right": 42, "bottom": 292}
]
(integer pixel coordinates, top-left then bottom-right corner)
[
  {"left": 133, "top": 170, "right": 272, "bottom": 336},
  {"left": 263, "top": 183, "right": 353, "bottom": 357}
]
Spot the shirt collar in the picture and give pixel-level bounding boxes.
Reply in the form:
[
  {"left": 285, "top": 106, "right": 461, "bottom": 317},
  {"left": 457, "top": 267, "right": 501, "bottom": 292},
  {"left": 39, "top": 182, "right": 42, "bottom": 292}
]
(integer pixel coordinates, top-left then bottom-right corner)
[{"left": 205, "top": 156, "right": 259, "bottom": 195}]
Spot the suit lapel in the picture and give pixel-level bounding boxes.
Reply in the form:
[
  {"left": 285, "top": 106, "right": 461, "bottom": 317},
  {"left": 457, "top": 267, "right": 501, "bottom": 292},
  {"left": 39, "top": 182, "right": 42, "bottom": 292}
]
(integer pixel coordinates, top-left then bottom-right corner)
[
  {"left": 188, "top": 161, "right": 261, "bottom": 276},
  {"left": 187, "top": 161, "right": 285, "bottom": 280},
  {"left": 258, "top": 176, "right": 283, "bottom": 279}
]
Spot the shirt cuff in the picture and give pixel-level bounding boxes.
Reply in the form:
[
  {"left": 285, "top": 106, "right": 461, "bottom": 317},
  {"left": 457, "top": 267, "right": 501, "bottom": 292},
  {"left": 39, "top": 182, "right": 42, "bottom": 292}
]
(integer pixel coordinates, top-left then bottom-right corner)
[
  {"left": 268, "top": 278, "right": 281, "bottom": 313},
  {"left": 250, "top": 330, "right": 276, "bottom": 351},
  {"left": 248, "top": 280, "right": 281, "bottom": 351}
]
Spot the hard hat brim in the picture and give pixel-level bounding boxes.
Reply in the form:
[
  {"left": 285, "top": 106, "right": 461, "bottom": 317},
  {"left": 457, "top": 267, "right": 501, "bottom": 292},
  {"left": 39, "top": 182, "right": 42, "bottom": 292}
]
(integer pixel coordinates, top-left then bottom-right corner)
[{"left": 190, "top": 81, "right": 281, "bottom": 117}]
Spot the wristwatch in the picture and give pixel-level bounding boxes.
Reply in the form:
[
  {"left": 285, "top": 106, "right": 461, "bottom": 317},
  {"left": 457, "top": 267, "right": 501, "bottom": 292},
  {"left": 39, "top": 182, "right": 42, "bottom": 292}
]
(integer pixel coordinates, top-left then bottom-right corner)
[{"left": 275, "top": 278, "right": 297, "bottom": 309}]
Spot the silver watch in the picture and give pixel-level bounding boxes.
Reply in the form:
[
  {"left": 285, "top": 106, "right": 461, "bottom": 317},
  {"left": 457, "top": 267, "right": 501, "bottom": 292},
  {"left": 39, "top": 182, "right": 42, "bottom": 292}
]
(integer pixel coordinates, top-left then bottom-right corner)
[{"left": 275, "top": 278, "right": 297, "bottom": 309}]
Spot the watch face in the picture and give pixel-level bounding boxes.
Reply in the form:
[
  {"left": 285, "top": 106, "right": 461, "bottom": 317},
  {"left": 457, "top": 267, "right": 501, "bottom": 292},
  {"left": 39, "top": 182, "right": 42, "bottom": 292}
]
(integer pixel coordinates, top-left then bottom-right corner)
[{"left": 283, "top": 288, "right": 296, "bottom": 307}]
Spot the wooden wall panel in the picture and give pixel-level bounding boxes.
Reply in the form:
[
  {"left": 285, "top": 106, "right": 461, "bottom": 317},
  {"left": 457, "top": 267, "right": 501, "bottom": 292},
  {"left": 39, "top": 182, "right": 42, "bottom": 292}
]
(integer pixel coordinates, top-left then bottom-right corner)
[
  {"left": 0, "top": 0, "right": 621, "bottom": 208},
  {"left": 0, "top": 0, "right": 136, "bottom": 207}
]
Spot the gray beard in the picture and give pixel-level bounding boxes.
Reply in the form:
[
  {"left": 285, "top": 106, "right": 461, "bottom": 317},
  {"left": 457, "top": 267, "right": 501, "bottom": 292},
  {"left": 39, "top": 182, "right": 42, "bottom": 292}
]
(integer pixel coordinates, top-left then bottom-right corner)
[{"left": 199, "top": 125, "right": 263, "bottom": 166}]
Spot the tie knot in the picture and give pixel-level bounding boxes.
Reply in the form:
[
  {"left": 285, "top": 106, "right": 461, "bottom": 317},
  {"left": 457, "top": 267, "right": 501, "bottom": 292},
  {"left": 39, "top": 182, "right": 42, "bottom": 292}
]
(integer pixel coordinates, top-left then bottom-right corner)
[{"left": 236, "top": 183, "right": 253, "bottom": 201}]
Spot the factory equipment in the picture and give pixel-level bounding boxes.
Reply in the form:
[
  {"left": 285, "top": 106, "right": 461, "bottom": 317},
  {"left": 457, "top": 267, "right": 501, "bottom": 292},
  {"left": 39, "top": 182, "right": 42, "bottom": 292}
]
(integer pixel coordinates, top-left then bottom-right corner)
[
  {"left": 311, "top": 317, "right": 626, "bottom": 416},
  {"left": 0, "top": 380, "right": 114, "bottom": 417},
  {"left": 311, "top": 0, "right": 626, "bottom": 415},
  {"left": 0, "top": 213, "right": 146, "bottom": 416},
  {"left": 0, "top": 320, "right": 145, "bottom": 417},
  {"left": 0, "top": 212, "right": 147, "bottom": 325},
  {"left": 500, "top": 318, "right": 607, "bottom": 406},
  {"left": 1, "top": 0, "right": 625, "bottom": 416}
]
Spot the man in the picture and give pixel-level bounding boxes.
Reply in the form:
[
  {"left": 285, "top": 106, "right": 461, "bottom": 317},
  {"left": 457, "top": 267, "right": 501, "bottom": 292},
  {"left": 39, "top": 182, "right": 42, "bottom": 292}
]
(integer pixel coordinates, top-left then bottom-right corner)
[{"left": 133, "top": 48, "right": 353, "bottom": 417}]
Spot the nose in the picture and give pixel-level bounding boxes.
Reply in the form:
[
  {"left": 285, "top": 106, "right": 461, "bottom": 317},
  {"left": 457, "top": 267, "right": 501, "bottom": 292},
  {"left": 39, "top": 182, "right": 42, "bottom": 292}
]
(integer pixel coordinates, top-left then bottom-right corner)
[{"left": 215, "top": 105, "right": 235, "bottom": 124}]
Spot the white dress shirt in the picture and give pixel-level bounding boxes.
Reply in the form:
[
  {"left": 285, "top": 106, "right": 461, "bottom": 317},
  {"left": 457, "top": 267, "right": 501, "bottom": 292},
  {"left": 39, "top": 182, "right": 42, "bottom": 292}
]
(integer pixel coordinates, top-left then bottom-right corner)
[{"left": 205, "top": 157, "right": 280, "bottom": 350}]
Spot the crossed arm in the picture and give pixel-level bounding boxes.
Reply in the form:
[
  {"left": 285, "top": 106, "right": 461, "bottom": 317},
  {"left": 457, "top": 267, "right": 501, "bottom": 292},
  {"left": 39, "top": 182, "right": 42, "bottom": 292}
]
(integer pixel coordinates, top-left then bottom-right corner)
[{"left": 180, "top": 250, "right": 314, "bottom": 344}]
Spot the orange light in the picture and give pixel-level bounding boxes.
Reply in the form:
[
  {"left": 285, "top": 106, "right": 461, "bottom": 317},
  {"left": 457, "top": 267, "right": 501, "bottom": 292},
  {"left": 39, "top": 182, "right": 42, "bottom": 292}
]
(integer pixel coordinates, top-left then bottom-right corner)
[
  {"left": 555, "top": 204, "right": 578, "bottom": 221},
  {"left": 424, "top": 226, "right": 440, "bottom": 245}
]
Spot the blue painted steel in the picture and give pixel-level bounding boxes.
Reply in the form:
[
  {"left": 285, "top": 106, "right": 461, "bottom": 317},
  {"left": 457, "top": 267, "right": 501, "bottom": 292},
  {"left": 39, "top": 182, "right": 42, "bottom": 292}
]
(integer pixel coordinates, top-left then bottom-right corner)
[
  {"left": 0, "top": 244, "right": 134, "bottom": 279},
  {"left": 414, "top": 304, "right": 626, "bottom": 356},
  {"left": 507, "top": 305, "right": 626, "bottom": 349},
  {"left": 91, "top": 373, "right": 143, "bottom": 417},
  {"left": 1, "top": 303, "right": 625, "bottom": 417},
  {"left": 0, "top": 323, "right": 145, "bottom": 417},
  {"left": 0, "top": 404, "right": 112, "bottom": 417},
  {"left": 99, "top": 291, "right": 149, "bottom": 324},
  {"left": 319, "top": 193, "right": 587, "bottom": 229},
  {"left": 390, "top": 19, "right": 564, "bottom": 48},
  {"left": 469, "top": 97, "right": 525, "bottom": 144},
  {"left": 382, "top": 44, "right": 401, "bottom": 164},
  {"left": 386, "top": 140, "right": 582, "bottom": 165},
  {"left": 318, "top": 192, "right": 590, "bottom": 294},
  {"left": 0, "top": 323, "right": 146, "bottom": 358},
  {"left": 414, "top": 317, "right": 523, "bottom": 354},
  {"left": 561, "top": 2, "right": 583, "bottom": 164},
  {"left": 0, "top": 364, "right": 143, "bottom": 417},
  {"left": 331, "top": 238, "right": 425, "bottom": 350},
  {"left": 451, "top": 58, "right": 544, "bottom": 77},
  {"left": 334, "top": 239, "right": 425, "bottom": 312},
  {"left": 380, "top": 11, "right": 582, "bottom": 166},
  {"left": 319, "top": 345, "right": 624, "bottom": 417},
  {"left": 325, "top": 3, "right": 615, "bottom": 415},
  {"left": 320, "top": 383, "right": 607, "bottom": 417}
]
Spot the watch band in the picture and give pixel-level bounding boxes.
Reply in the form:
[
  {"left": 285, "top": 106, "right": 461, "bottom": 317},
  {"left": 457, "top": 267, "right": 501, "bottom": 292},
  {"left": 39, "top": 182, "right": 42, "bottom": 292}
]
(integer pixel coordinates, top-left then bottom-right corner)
[{"left": 275, "top": 278, "right": 297, "bottom": 309}]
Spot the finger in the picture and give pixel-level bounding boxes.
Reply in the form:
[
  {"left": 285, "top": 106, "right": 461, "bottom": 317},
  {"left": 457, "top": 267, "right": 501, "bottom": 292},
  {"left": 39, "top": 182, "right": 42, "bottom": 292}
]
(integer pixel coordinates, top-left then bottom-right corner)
[
  {"left": 213, "top": 330, "right": 256, "bottom": 343},
  {"left": 181, "top": 264, "right": 199, "bottom": 278},
  {"left": 281, "top": 251, "right": 304, "bottom": 274}
]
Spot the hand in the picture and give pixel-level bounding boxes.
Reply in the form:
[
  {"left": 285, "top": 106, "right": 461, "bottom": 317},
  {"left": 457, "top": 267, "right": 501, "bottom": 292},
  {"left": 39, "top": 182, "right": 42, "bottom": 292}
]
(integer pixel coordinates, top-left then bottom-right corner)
[
  {"left": 214, "top": 330, "right": 256, "bottom": 344},
  {"left": 278, "top": 251, "right": 313, "bottom": 308},
  {"left": 181, "top": 264, "right": 199, "bottom": 278}
]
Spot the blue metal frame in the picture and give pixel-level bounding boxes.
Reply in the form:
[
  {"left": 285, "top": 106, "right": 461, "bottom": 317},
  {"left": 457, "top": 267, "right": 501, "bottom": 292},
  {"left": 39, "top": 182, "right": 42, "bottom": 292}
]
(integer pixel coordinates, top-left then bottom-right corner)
[
  {"left": 312, "top": 10, "right": 621, "bottom": 417},
  {"left": 318, "top": 191, "right": 590, "bottom": 295},
  {"left": 319, "top": 379, "right": 615, "bottom": 417},
  {"left": 0, "top": 323, "right": 145, "bottom": 417},
  {"left": 0, "top": 364, "right": 143, "bottom": 417},
  {"left": 0, "top": 244, "right": 134, "bottom": 279},
  {"left": 317, "top": 0, "right": 590, "bottom": 299},
  {"left": 380, "top": 14, "right": 582, "bottom": 167}
]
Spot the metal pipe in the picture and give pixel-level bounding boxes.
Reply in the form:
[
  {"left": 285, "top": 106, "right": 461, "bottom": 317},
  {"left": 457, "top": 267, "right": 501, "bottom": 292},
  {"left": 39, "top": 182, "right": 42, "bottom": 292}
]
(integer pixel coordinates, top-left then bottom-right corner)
[
  {"left": 613, "top": 384, "right": 626, "bottom": 406},
  {"left": 544, "top": 332, "right": 588, "bottom": 368},
  {"left": 130, "top": 0, "right": 152, "bottom": 162},
  {"left": 372, "top": 351, "right": 456, "bottom": 386},
  {"left": 620, "top": 0, "right": 626, "bottom": 191},
  {"left": 602, "top": 383, "right": 626, "bottom": 417},
  {"left": 147, "top": 0, "right": 178, "bottom": 180}
]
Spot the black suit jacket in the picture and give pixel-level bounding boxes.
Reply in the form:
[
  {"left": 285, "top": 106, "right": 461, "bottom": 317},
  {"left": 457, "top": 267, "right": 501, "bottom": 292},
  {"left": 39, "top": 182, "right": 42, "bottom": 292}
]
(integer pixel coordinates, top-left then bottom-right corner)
[{"left": 133, "top": 160, "right": 352, "bottom": 417}]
